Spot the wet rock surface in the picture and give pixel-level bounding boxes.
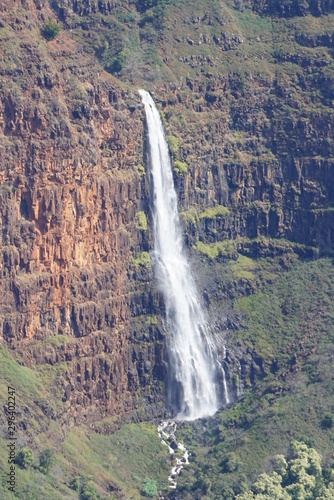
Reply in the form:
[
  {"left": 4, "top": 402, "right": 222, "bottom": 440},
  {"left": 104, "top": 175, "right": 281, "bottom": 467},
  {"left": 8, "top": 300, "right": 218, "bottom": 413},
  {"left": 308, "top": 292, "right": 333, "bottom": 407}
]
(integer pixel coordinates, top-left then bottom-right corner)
[{"left": 158, "top": 421, "right": 190, "bottom": 491}]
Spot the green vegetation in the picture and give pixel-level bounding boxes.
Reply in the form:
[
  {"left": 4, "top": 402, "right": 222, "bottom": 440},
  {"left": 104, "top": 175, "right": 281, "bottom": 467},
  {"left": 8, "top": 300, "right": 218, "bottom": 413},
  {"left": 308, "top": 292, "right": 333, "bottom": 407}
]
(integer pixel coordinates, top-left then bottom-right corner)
[
  {"left": 0, "top": 342, "right": 169, "bottom": 498},
  {"left": 41, "top": 20, "right": 61, "bottom": 41},
  {"left": 146, "top": 314, "right": 158, "bottom": 326},
  {"left": 80, "top": 480, "right": 101, "bottom": 500},
  {"left": 16, "top": 448, "right": 34, "bottom": 469},
  {"left": 194, "top": 240, "right": 238, "bottom": 260},
  {"left": 173, "top": 160, "right": 187, "bottom": 175},
  {"left": 199, "top": 205, "right": 230, "bottom": 220},
  {"left": 39, "top": 449, "right": 55, "bottom": 474},
  {"left": 194, "top": 236, "right": 318, "bottom": 262},
  {"left": 137, "top": 0, "right": 172, "bottom": 29},
  {"left": 235, "top": 258, "right": 334, "bottom": 359},
  {"left": 136, "top": 211, "right": 148, "bottom": 231},
  {"left": 132, "top": 251, "right": 151, "bottom": 268},
  {"left": 236, "top": 441, "right": 334, "bottom": 499},
  {"left": 63, "top": 423, "right": 169, "bottom": 496},
  {"left": 1, "top": 1, "right": 334, "bottom": 499},
  {"left": 109, "top": 50, "right": 127, "bottom": 74},
  {"left": 141, "top": 477, "right": 158, "bottom": 497},
  {"left": 136, "top": 164, "right": 146, "bottom": 178},
  {"left": 176, "top": 258, "right": 334, "bottom": 498},
  {"left": 0, "top": 346, "right": 75, "bottom": 498},
  {"left": 230, "top": 255, "right": 257, "bottom": 282},
  {"left": 180, "top": 207, "right": 199, "bottom": 226},
  {"left": 166, "top": 135, "right": 179, "bottom": 157},
  {"left": 0, "top": 347, "right": 44, "bottom": 401}
]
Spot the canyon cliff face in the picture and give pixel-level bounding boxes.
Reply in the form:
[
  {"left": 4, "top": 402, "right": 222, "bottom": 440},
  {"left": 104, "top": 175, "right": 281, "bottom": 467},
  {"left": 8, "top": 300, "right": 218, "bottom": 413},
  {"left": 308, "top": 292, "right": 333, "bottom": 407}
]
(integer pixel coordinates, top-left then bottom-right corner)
[
  {"left": 0, "top": 0, "right": 170, "bottom": 427},
  {"left": 0, "top": 0, "right": 333, "bottom": 458},
  {"left": 157, "top": 77, "right": 333, "bottom": 250}
]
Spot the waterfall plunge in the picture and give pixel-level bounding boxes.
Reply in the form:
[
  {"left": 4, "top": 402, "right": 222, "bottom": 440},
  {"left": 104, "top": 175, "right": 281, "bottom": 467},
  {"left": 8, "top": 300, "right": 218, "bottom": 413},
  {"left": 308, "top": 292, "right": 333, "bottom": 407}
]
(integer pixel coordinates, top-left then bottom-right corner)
[{"left": 139, "top": 90, "right": 220, "bottom": 420}]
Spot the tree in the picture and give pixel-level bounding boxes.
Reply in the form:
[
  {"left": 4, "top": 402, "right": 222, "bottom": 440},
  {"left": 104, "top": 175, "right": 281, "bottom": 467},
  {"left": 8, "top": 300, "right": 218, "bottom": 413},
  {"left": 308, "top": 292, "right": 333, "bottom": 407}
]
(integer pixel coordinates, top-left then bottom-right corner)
[
  {"left": 41, "top": 20, "right": 61, "bottom": 41},
  {"left": 39, "top": 448, "right": 55, "bottom": 474},
  {"left": 16, "top": 448, "right": 34, "bottom": 469},
  {"left": 221, "top": 452, "right": 240, "bottom": 472},
  {"left": 109, "top": 51, "right": 127, "bottom": 74},
  {"left": 273, "top": 455, "right": 288, "bottom": 476},
  {"left": 81, "top": 480, "right": 101, "bottom": 500},
  {"left": 141, "top": 477, "right": 157, "bottom": 498},
  {"left": 236, "top": 441, "right": 334, "bottom": 500},
  {"left": 70, "top": 475, "right": 100, "bottom": 499},
  {"left": 252, "top": 472, "right": 289, "bottom": 499},
  {"left": 321, "top": 414, "right": 333, "bottom": 430}
]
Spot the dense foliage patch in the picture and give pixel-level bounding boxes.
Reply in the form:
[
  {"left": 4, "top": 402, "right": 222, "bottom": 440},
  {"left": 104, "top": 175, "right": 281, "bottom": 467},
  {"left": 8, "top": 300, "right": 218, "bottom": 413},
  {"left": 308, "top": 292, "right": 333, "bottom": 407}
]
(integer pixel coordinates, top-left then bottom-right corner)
[
  {"left": 41, "top": 19, "right": 61, "bottom": 41},
  {"left": 237, "top": 441, "right": 334, "bottom": 499},
  {"left": 176, "top": 258, "right": 334, "bottom": 499}
]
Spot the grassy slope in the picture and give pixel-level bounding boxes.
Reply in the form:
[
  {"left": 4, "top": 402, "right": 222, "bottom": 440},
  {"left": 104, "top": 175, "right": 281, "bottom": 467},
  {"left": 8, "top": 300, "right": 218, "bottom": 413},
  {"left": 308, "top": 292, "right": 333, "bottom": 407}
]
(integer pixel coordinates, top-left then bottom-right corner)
[
  {"left": 0, "top": 347, "right": 170, "bottom": 498},
  {"left": 176, "top": 256, "right": 334, "bottom": 498}
]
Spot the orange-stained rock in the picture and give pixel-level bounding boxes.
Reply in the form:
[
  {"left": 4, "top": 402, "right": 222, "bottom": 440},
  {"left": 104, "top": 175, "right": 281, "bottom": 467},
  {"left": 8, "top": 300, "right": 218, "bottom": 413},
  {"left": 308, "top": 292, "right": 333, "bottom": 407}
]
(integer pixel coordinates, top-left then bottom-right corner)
[{"left": 0, "top": 1, "right": 166, "bottom": 423}]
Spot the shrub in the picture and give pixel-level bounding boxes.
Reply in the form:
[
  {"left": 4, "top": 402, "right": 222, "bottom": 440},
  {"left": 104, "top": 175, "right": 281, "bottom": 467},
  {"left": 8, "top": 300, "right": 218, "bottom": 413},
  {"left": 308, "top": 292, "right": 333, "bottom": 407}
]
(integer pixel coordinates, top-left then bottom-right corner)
[
  {"left": 199, "top": 205, "right": 229, "bottom": 220},
  {"left": 146, "top": 315, "right": 157, "bottom": 326},
  {"left": 141, "top": 477, "right": 157, "bottom": 498},
  {"left": 81, "top": 480, "right": 101, "bottom": 500},
  {"left": 221, "top": 484, "right": 235, "bottom": 499},
  {"left": 136, "top": 211, "right": 147, "bottom": 231},
  {"left": 173, "top": 160, "right": 187, "bottom": 175},
  {"left": 109, "top": 51, "right": 127, "bottom": 74},
  {"left": 166, "top": 135, "right": 179, "bottom": 158},
  {"left": 132, "top": 251, "right": 151, "bottom": 269},
  {"left": 321, "top": 414, "right": 333, "bottom": 429},
  {"left": 137, "top": 0, "right": 169, "bottom": 28},
  {"left": 16, "top": 448, "right": 34, "bottom": 469},
  {"left": 137, "top": 0, "right": 158, "bottom": 11},
  {"left": 221, "top": 452, "right": 240, "bottom": 472},
  {"left": 136, "top": 164, "right": 146, "bottom": 178},
  {"left": 70, "top": 475, "right": 98, "bottom": 498},
  {"left": 236, "top": 441, "right": 331, "bottom": 500},
  {"left": 70, "top": 476, "right": 81, "bottom": 491},
  {"left": 232, "top": 373, "right": 240, "bottom": 391},
  {"left": 41, "top": 20, "right": 61, "bottom": 41},
  {"left": 39, "top": 448, "right": 55, "bottom": 474},
  {"left": 273, "top": 454, "right": 288, "bottom": 476}
]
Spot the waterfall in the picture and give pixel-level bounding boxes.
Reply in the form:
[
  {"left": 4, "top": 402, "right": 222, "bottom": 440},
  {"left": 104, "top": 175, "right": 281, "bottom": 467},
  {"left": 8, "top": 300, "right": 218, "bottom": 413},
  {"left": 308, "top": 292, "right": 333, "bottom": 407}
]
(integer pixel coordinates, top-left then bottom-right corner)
[
  {"left": 139, "top": 90, "right": 219, "bottom": 420},
  {"left": 222, "top": 347, "right": 230, "bottom": 405}
]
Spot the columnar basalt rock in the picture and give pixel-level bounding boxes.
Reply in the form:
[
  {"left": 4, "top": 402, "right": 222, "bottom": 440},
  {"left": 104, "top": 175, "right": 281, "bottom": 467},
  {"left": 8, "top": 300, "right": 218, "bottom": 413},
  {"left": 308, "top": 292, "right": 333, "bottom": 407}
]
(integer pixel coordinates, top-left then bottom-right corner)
[
  {"left": 0, "top": 2, "right": 169, "bottom": 423},
  {"left": 156, "top": 76, "right": 334, "bottom": 251},
  {"left": 1, "top": 0, "right": 333, "bottom": 431}
]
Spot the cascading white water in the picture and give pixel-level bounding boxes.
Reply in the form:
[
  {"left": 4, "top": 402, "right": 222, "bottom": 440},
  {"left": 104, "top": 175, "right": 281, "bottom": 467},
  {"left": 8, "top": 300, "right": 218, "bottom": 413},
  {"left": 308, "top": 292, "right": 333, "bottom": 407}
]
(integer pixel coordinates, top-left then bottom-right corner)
[
  {"left": 139, "top": 89, "right": 219, "bottom": 420},
  {"left": 222, "top": 347, "right": 230, "bottom": 405}
]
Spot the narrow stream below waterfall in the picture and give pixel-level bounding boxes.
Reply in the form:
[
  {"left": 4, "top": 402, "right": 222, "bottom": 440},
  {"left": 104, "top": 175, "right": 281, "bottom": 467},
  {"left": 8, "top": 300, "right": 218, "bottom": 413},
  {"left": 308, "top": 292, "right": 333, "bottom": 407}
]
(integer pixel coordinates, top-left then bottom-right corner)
[{"left": 158, "top": 421, "right": 189, "bottom": 490}]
